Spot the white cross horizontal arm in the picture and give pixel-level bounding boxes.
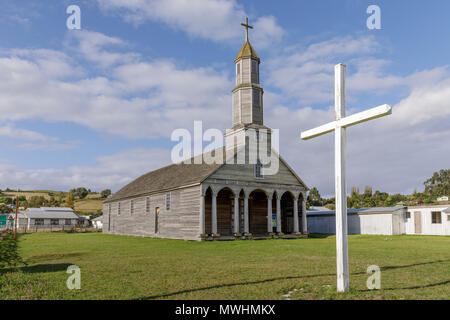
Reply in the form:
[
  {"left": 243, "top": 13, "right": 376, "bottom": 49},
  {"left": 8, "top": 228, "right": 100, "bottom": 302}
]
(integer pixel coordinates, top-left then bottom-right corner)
[{"left": 300, "top": 104, "right": 392, "bottom": 140}]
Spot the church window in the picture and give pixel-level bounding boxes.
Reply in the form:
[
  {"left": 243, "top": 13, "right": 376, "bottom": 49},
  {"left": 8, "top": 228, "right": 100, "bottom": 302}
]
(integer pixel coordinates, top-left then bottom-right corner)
[
  {"left": 254, "top": 160, "right": 263, "bottom": 178},
  {"left": 130, "top": 200, "right": 134, "bottom": 215},
  {"left": 166, "top": 192, "right": 171, "bottom": 211},
  {"left": 237, "top": 63, "right": 240, "bottom": 74},
  {"left": 146, "top": 196, "right": 150, "bottom": 213},
  {"left": 406, "top": 211, "right": 410, "bottom": 219}
]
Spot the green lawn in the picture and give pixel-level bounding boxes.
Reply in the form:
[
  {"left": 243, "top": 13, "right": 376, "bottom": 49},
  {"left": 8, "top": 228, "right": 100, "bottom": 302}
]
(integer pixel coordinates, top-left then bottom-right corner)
[{"left": 1, "top": 233, "right": 449, "bottom": 300}]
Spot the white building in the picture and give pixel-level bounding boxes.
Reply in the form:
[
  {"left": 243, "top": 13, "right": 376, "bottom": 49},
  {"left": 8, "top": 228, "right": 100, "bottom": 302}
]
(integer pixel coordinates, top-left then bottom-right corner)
[
  {"left": 15, "top": 207, "right": 80, "bottom": 229},
  {"left": 307, "top": 207, "right": 407, "bottom": 235},
  {"left": 307, "top": 205, "right": 450, "bottom": 236},
  {"left": 405, "top": 205, "right": 450, "bottom": 235},
  {"left": 92, "top": 216, "right": 103, "bottom": 229}
]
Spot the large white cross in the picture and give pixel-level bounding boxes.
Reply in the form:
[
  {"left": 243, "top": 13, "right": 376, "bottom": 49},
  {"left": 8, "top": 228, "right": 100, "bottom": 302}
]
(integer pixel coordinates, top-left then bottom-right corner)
[{"left": 300, "top": 64, "right": 392, "bottom": 292}]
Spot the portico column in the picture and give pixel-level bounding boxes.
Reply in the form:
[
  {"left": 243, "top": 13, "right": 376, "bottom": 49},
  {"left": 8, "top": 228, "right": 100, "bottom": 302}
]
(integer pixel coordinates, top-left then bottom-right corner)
[
  {"left": 244, "top": 195, "right": 249, "bottom": 234},
  {"left": 293, "top": 197, "right": 299, "bottom": 233},
  {"left": 212, "top": 192, "right": 217, "bottom": 235},
  {"left": 200, "top": 193, "right": 206, "bottom": 236},
  {"left": 234, "top": 195, "right": 240, "bottom": 234},
  {"left": 302, "top": 195, "right": 308, "bottom": 234},
  {"left": 267, "top": 195, "right": 273, "bottom": 233},
  {"left": 276, "top": 195, "right": 281, "bottom": 234}
]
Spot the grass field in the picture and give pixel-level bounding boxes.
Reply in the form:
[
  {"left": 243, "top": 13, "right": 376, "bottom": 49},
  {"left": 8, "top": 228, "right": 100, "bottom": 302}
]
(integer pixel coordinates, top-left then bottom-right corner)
[
  {"left": 3, "top": 191, "right": 64, "bottom": 200},
  {"left": 74, "top": 198, "right": 103, "bottom": 213},
  {"left": 1, "top": 233, "right": 449, "bottom": 300}
]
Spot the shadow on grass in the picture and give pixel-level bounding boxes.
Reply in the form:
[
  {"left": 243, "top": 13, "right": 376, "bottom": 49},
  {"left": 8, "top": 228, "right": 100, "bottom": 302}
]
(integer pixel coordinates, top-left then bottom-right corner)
[
  {"left": 360, "top": 279, "right": 450, "bottom": 292},
  {"left": 137, "top": 259, "right": 450, "bottom": 300},
  {"left": 136, "top": 273, "right": 336, "bottom": 300},
  {"left": 307, "top": 234, "right": 334, "bottom": 239},
  {"left": 380, "top": 259, "right": 449, "bottom": 271},
  {"left": 0, "top": 263, "right": 73, "bottom": 274}
]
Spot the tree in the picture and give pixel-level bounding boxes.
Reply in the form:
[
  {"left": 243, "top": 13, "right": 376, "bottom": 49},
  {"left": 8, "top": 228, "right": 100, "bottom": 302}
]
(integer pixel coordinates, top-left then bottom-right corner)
[
  {"left": 73, "top": 187, "right": 89, "bottom": 199},
  {"left": 424, "top": 169, "right": 449, "bottom": 198},
  {"left": 65, "top": 190, "right": 75, "bottom": 209},
  {"left": 100, "top": 189, "right": 111, "bottom": 199},
  {"left": 348, "top": 186, "right": 361, "bottom": 208},
  {"left": 308, "top": 187, "right": 322, "bottom": 206},
  {"left": 0, "top": 197, "right": 12, "bottom": 205},
  {"left": 28, "top": 196, "right": 47, "bottom": 208}
]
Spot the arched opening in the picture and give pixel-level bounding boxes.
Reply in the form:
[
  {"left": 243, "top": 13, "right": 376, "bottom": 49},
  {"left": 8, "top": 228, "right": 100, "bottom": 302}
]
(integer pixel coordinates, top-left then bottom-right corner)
[
  {"left": 249, "top": 189, "right": 268, "bottom": 235},
  {"left": 216, "top": 188, "right": 234, "bottom": 236},
  {"left": 281, "top": 192, "right": 294, "bottom": 234}
]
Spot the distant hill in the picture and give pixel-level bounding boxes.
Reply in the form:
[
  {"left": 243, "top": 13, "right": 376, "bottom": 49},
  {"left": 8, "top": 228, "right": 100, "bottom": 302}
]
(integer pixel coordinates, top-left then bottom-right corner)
[{"left": 0, "top": 190, "right": 104, "bottom": 215}]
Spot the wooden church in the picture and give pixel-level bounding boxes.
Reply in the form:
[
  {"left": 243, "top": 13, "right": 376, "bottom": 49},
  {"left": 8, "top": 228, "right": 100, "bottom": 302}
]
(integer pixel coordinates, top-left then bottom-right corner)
[{"left": 103, "top": 19, "right": 309, "bottom": 241}]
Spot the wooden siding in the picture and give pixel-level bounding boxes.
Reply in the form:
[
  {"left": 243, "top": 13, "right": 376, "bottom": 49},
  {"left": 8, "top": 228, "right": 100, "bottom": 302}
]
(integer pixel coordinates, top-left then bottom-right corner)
[{"left": 102, "top": 184, "right": 201, "bottom": 241}]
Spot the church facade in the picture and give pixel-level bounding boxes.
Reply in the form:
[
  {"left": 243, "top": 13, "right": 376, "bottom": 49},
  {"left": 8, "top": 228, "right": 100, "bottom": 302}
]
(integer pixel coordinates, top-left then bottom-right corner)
[{"left": 103, "top": 21, "right": 309, "bottom": 241}]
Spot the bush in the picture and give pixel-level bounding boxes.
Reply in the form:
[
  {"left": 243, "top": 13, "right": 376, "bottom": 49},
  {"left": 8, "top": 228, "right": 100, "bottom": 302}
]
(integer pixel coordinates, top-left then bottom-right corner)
[{"left": 0, "top": 235, "right": 25, "bottom": 268}]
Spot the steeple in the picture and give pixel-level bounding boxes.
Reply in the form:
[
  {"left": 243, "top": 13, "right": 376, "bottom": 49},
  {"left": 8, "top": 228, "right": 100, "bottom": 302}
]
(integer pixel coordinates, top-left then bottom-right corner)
[
  {"left": 231, "top": 17, "right": 264, "bottom": 128},
  {"left": 225, "top": 17, "right": 271, "bottom": 155}
]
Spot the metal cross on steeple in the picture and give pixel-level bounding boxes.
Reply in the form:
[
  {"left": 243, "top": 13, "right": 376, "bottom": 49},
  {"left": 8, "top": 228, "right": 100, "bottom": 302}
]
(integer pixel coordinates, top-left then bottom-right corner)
[{"left": 241, "top": 17, "right": 253, "bottom": 41}]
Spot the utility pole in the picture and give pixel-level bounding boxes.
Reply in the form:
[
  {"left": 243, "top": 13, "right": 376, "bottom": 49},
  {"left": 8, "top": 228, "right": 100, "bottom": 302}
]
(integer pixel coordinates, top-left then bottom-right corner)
[{"left": 14, "top": 194, "right": 18, "bottom": 240}]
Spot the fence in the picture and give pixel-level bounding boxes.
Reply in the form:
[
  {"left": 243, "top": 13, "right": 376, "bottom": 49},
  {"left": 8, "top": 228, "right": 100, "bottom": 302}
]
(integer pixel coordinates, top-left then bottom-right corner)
[{"left": 2, "top": 225, "right": 101, "bottom": 234}]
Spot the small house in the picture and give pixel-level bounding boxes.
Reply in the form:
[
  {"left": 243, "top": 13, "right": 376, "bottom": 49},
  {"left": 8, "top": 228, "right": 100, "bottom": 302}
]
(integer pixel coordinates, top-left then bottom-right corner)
[
  {"left": 405, "top": 205, "right": 450, "bottom": 235},
  {"left": 15, "top": 207, "right": 79, "bottom": 229}
]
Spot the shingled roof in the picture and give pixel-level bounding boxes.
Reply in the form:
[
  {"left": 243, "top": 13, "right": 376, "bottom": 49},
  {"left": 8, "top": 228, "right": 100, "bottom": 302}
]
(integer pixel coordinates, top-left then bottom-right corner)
[{"left": 104, "top": 147, "right": 235, "bottom": 203}]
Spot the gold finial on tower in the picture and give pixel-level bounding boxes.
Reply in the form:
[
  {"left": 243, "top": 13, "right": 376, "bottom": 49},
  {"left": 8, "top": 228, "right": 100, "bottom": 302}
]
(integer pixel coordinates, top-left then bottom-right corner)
[{"left": 240, "top": 17, "right": 253, "bottom": 41}]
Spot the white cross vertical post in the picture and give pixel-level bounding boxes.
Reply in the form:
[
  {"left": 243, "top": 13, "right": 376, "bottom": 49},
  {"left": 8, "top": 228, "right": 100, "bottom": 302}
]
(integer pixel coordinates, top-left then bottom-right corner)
[
  {"left": 300, "top": 63, "right": 392, "bottom": 292},
  {"left": 334, "top": 64, "right": 348, "bottom": 292}
]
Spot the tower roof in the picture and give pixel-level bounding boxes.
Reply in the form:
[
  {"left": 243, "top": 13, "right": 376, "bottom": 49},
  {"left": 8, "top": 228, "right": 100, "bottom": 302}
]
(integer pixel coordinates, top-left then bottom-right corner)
[{"left": 235, "top": 40, "right": 259, "bottom": 62}]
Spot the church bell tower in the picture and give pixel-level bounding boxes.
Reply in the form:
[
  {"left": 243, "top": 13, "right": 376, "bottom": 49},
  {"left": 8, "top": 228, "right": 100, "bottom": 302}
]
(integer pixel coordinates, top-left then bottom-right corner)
[{"left": 225, "top": 17, "right": 271, "bottom": 155}]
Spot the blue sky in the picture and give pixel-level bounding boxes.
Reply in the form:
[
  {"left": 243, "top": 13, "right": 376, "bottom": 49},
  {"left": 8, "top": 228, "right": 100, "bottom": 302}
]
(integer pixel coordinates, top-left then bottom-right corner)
[{"left": 0, "top": 0, "right": 449, "bottom": 196}]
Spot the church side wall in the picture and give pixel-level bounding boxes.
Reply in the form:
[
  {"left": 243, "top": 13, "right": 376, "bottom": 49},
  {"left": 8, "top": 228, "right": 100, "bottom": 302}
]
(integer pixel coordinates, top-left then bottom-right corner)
[{"left": 102, "top": 184, "right": 202, "bottom": 241}]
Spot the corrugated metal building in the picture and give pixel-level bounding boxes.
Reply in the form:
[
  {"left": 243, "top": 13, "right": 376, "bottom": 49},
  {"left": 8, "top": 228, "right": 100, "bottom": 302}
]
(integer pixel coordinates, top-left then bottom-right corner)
[
  {"left": 307, "top": 207, "right": 407, "bottom": 235},
  {"left": 15, "top": 207, "right": 81, "bottom": 229}
]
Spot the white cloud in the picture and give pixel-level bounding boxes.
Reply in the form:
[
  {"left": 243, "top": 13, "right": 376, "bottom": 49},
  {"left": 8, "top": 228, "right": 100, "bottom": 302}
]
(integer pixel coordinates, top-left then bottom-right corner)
[
  {"left": 0, "top": 29, "right": 448, "bottom": 197},
  {"left": 0, "top": 124, "right": 80, "bottom": 150},
  {"left": 0, "top": 41, "right": 232, "bottom": 139},
  {"left": 65, "top": 30, "right": 140, "bottom": 68},
  {"left": 266, "top": 36, "right": 413, "bottom": 105},
  {"left": 265, "top": 71, "right": 450, "bottom": 196},
  {"left": 96, "top": 0, "right": 283, "bottom": 48},
  {"left": 0, "top": 147, "right": 171, "bottom": 192}
]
